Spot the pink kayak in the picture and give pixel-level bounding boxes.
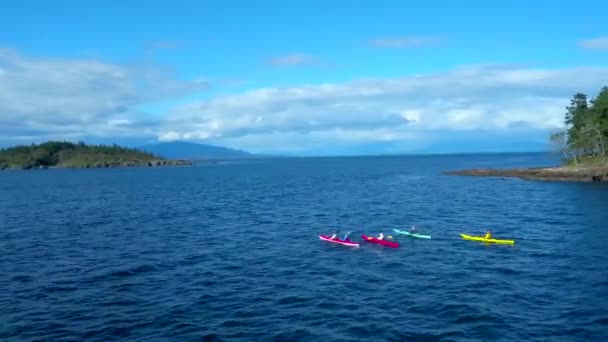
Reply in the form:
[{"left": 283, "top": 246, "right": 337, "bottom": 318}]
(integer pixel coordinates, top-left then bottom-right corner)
[
  {"left": 319, "top": 235, "right": 360, "bottom": 247},
  {"left": 361, "top": 234, "right": 399, "bottom": 248}
]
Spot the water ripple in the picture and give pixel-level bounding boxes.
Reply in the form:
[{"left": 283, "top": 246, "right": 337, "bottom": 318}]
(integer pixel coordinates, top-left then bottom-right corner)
[{"left": 1, "top": 155, "right": 607, "bottom": 341}]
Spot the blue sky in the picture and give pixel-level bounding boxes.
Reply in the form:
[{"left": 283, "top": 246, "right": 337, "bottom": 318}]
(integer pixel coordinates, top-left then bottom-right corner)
[{"left": 1, "top": 0, "right": 607, "bottom": 155}]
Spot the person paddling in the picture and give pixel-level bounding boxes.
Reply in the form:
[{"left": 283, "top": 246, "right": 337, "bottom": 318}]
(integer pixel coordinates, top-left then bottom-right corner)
[
  {"left": 484, "top": 230, "right": 492, "bottom": 239},
  {"left": 330, "top": 232, "right": 338, "bottom": 239},
  {"left": 377, "top": 232, "right": 385, "bottom": 240},
  {"left": 342, "top": 231, "right": 352, "bottom": 241}
]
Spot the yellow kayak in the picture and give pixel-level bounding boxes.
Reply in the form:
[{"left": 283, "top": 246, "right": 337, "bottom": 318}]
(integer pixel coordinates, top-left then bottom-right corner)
[{"left": 459, "top": 233, "right": 515, "bottom": 245}]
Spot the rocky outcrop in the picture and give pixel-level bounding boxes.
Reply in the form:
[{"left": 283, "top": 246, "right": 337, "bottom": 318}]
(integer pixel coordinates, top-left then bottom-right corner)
[
  {"left": 444, "top": 166, "right": 608, "bottom": 182},
  {"left": 73, "top": 160, "right": 192, "bottom": 169},
  {"left": 0, "top": 159, "right": 193, "bottom": 170}
]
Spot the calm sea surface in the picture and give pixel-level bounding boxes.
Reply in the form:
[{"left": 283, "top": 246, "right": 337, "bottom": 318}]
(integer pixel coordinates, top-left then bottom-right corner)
[{"left": 1, "top": 153, "right": 607, "bottom": 341}]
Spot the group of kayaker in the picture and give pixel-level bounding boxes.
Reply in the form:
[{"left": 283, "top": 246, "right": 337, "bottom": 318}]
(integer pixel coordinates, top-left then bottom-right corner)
[
  {"left": 375, "top": 226, "right": 418, "bottom": 240},
  {"left": 329, "top": 226, "right": 416, "bottom": 243},
  {"left": 326, "top": 227, "right": 494, "bottom": 242},
  {"left": 329, "top": 226, "right": 420, "bottom": 241},
  {"left": 329, "top": 226, "right": 492, "bottom": 243}
]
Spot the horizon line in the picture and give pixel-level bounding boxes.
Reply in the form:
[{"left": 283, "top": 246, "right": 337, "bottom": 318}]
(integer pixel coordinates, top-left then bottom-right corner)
[{"left": 0, "top": 139, "right": 556, "bottom": 159}]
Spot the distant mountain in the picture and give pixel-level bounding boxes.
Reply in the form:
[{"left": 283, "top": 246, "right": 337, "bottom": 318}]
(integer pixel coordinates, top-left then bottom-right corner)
[{"left": 140, "top": 141, "right": 253, "bottom": 160}]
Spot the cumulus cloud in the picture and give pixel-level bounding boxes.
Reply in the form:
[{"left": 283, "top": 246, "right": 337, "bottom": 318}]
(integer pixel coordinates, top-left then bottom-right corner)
[
  {"left": 2, "top": 46, "right": 608, "bottom": 155},
  {"left": 0, "top": 48, "right": 208, "bottom": 141},
  {"left": 219, "top": 128, "right": 426, "bottom": 155},
  {"left": 368, "top": 36, "right": 441, "bottom": 48},
  {"left": 156, "top": 65, "right": 608, "bottom": 152},
  {"left": 158, "top": 131, "right": 182, "bottom": 142},
  {"left": 265, "top": 53, "right": 324, "bottom": 67},
  {"left": 579, "top": 36, "right": 608, "bottom": 50}
]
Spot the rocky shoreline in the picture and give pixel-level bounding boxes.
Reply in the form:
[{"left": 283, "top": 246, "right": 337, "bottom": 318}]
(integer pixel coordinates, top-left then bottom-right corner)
[
  {"left": 444, "top": 166, "right": 608, "bottom": 182},
  {"left": 0, "top": 159, "right": 192, "bottom": 170}
]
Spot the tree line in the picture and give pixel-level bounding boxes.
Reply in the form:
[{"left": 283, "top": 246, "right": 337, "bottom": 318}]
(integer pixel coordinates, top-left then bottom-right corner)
[
  {"left": 0, "top": 141, "right": 161, "bottom": 169},
  {"left": 551, "top": 86, "right": 608, "bottom": 166}
]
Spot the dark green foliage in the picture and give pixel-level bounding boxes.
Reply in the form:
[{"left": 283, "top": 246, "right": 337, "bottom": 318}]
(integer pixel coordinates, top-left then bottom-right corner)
[
  {"left": 558, "top": 86, "right": 608, "bottom": 165},
  {"left": 0, "top": 141, "right": 164, "bottom": 169},
  {"left": 589, "top": 87, "right": 608, "bottom": 138},
  {"left": 564, "top": 93, "right": 589, "bottom": 146}
]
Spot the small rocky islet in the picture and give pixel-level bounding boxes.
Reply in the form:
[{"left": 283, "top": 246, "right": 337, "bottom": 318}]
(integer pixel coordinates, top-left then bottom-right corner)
[{"left": 0, "top": 141, "right": 191, "bottom": 170}]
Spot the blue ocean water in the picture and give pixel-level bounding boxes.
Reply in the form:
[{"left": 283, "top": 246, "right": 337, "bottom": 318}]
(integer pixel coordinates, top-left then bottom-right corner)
[{"left": 1, "top": 153, "right": 607, "bottom": 341}]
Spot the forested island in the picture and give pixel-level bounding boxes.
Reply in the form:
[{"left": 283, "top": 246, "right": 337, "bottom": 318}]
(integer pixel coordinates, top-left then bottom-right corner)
[
  {"left": 447, "top": 86, "right": 608, "bottom": 182},
  {"left": 0, "top": 141, "right": 191, "bottom": 170}
]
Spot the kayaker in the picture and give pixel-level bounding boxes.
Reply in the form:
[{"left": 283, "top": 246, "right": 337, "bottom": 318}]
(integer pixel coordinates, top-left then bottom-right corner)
[
  {"left": 377, "top": 232, "right": 384, "bottom": 240},
  {"left": 484, "top": 230, "right": 492, "bottom": 239},
  {"left": 342, "top": 231, "right": 351, "bottom": 241},
  {"left": 410, "top": 226, "right": 416, "bottom": 232},
  {"left": 330, "top": 232, "right": 338, "bottom": 239}
]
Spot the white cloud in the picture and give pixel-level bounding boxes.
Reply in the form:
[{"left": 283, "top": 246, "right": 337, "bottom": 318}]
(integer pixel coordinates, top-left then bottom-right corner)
[
  {"left": 107, "top": 118, "right": 132, "bottom": 126},
  {"left": 0, "top": 48, "right": 208, "bottom": 140},
  {"left": 158, "top": 131, "right": 182, "bottom": 142},
  {"left": 265, "top": 53, "right": 323, "bottom": 67},
  {"left": 156, "top": 65, "right": 608, "bottom": 152},
  {"left": 368, "top": 36, "right": 441, "bottom": 48},
  {"left": 579, "top": 36, "right": 608, "bottom": 50},
  {"left": 209, "top": 128, "right": 425, "bottom": 155},
  {"left": 398, "top": 109, "right": 422, "bottom": 122},
  {"left": 2, "top": 46, "right": 608, "bottom": 154}
]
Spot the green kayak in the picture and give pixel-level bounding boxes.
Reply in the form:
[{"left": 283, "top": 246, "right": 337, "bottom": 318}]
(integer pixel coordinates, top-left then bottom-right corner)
[{"left": 393, "top": 228, "right": 431, "bottom": 239}]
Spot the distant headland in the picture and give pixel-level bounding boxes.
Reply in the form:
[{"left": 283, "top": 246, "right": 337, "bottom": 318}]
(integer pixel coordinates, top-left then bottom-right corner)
[
  {"left": 0, "top": 141, "right": 191, "bottom": 170},
  {"left": 447, "top": 86, "right": 608, "bottom": 182},
  {"left": 139, "top": 141, "right": 253, "bottom": 160}
]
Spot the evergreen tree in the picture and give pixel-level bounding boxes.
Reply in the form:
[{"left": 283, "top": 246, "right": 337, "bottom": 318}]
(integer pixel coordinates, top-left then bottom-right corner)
[
  {"left": 564, "top": 93, "right": 589, "bottom": 148},
  {"left": 557, "top": 86, "right": 608, "bottom": 165},
  {"left": 589, "top": 87, "right": 608, "bottom": 139}
]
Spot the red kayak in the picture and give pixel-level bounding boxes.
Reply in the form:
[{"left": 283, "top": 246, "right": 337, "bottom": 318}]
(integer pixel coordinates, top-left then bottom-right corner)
[
  {"left": 319, "top": 235, "right": 360, "bottom": 247},
  {"left": 361, "top": 234, "right": 399, "bottom": 248}
]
